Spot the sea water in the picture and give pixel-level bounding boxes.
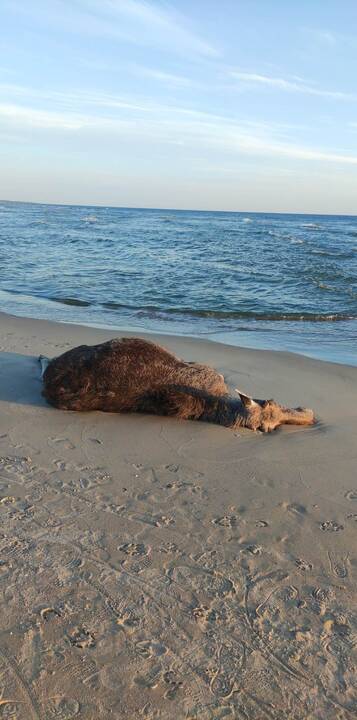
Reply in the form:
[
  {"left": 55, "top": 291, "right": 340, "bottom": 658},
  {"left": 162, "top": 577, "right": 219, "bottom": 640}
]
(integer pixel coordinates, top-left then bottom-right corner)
[{"left": 0, "top": 201, "right": 356, "bottom": 365}]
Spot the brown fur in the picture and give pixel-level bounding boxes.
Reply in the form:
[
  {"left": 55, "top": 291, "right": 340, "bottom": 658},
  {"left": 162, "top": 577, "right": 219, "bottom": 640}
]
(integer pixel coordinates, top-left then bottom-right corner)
[{"left": 41, "top": 337, "right": 315, "bottom": 432}]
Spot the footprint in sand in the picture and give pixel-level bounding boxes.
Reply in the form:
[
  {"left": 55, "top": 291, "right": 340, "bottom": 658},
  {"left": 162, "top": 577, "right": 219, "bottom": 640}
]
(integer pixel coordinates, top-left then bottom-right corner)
[
  {"left": 116, "top": 610, "right": 140, "bottom": 629},
  {"left": 192, "top": 605, "right": 219, "bottom": 624},
  {"left": 153, "top": 514, "right": 175, "bottom": 527},
  {"left": 210, "top": 673, "right": 234, "bottom": 699},
  {"left": 134, "top": 668, "right": 163, "bottom": 691},
  {"left": 0, "top": 455, "right": 33, "bottom": 478},
  {"left": 328, "top": 551, "right": 349, "bottom": 579},
  {"left": 295, "top": 558, "right": 313, "bottom": 572},
  {"left": 53, "top": 459, "right": 69, "bottom": 471},
  {"left": 68, "top": 627, "right": 96, "bottom": 649},
  {"left": 285, "top": 502, "right": 307, "bottom": 515},
  {"left": 118, "top": 542, "right": 148, "bottom": 556},
  {"left": 62, "top": 466, "right": 111, "bottom": 490},
  {"left": 158, "top": 542, "right": 179, "bottom": 555},
  {"left": 128, "top": 511, "right": 174, "bottom": 527},
  {"left": 48, "top": 437, "right": 75, "bottom": 450},
  {"left": 346, "top": 512, "right": 357, "bottom": 522},
  {"left": 212, "top": 515, "right": 238, "bottom": 528},
  {"left": 164, "top": 480, "right": 203, "bottom": 496},
  {"left": 345, "top": 489, "right": 357, "bottom": 501},
  {"left": 319, "top": 520, "right": 344, "bottom": 532},
  {"left": 311, "top": 586, "right": 334, "bottom": 615},
  {"left": 79, "top": 474, "right": 109, "bottom": 490},
  {"left": 0, "top": 495, "right": 16, "bottom": 505},
  {"left": 255, "top": 519, "right": 269, "bottom": 528},
  {"left": 244, "top": 544, "right": 263, "bottom": 556},
  {"left": 40, "top": 606, "right": 62, "bottom": 621},
  {"left": 163, "top": 670, "right": 184, "bottom": 700},
  {"left": 135, "top": 640, "right": 167, "bottom": 659},
  {"left": 48, "top": 696, "right": 80, "bottom": 719}
]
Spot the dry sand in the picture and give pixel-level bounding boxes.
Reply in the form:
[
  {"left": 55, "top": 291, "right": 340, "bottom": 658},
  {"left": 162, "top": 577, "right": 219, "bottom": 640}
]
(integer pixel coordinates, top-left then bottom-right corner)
[{"left": 0, "top": 310, "right": 356, "bottom": 719}]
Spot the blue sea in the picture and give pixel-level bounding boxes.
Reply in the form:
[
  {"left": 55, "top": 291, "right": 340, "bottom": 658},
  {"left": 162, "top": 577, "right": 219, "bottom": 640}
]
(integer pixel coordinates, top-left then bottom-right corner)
[{"left": 0, "top": 200, "right": 356, "bottom": 365}]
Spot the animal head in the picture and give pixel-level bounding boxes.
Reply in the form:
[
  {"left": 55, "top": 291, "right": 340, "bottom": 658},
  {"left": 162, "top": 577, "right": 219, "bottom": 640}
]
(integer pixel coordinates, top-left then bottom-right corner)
[{"left": 236, "top": 390, "right": 315, "bottom": 433}]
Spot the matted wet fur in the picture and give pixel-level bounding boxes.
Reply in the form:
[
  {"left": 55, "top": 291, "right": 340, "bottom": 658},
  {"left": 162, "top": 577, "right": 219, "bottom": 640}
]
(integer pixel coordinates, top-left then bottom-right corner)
[{"left": 41, "top": 337, "right": 315, "bottom": 432}]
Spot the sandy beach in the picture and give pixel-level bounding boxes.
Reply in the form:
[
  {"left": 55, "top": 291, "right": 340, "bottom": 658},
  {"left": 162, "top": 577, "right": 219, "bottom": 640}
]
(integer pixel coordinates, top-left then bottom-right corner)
[{"left": 0, "top": 309, "right": 356, "bottom": 719}]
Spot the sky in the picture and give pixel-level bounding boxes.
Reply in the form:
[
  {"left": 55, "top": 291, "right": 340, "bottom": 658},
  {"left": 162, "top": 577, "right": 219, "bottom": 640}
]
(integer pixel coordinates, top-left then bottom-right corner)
[{"left": 1, "top": 0, "right": 357, "bottom": 213}]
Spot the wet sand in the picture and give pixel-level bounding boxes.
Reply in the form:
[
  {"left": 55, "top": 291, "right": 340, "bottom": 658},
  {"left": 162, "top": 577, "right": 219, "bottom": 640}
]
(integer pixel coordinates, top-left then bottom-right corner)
[{"left": 0, "top": 310, "right": 356, "bottom": 719}]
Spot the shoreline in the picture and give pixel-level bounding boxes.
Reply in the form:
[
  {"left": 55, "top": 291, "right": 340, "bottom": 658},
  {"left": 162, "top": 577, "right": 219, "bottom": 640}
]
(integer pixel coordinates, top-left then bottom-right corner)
[
  {"left": 0, "top": 309, "right": 356, "bottom": 718},
  {"left": 1, "top": 201, "right": 356, "bottom": 368},
  {"left": 1, "top": 304, "right": 356, "bottom": 368}
]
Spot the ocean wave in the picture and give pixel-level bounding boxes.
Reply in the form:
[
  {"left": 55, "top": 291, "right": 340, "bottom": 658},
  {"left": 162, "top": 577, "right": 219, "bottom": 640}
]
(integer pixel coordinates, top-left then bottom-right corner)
[
  {"left": 82, "top": 215, "right": 98, "bottom": 223},
  {"left": 315, "top": 282, "right": 335, "bottom": 291},
  {"left": 133, "top": 308, "right": 356, "bottom": 322},
  {"left": 50, "top": 296, "right": 92, "bottom": 307},
  {"left": 311, "top": 249, "right": 355, "bottom": 259},
  {"left": 1, "top": 204, "right": 356, "bottom": 367},
  {"left": 97, "top": 301, "right": 357, "bottom": 322},
  {"left": 310, "top": 249, "right": 337, "bottom": 257},
  {"left": 1, "top": 288, "right": 356, "bottom": 322}
]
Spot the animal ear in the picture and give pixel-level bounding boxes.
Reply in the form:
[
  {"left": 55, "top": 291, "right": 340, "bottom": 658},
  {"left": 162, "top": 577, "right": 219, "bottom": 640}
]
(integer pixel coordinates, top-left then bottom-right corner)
[
  {"left": 263, "top": 399, "right": 275, "bottom": 408},
  {"left": 235, "top": 389, "right": 258, "bottom": 408}
]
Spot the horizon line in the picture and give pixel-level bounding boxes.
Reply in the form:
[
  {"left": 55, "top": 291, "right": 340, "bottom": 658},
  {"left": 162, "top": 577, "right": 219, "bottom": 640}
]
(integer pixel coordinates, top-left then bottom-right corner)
[{"left": 1, "top": 197, "right": 357, "bottom": 219}]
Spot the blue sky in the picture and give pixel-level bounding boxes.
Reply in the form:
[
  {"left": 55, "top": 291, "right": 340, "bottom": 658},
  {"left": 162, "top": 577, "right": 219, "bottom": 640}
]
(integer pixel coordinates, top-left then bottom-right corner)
[{"left": 1, "top": 0, "right": 357, "bottom": 213}]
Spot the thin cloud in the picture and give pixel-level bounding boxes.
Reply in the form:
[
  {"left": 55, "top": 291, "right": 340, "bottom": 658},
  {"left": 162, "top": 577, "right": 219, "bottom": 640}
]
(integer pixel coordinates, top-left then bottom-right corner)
[
  {"left": 0, "top": 103, "right": 87, "bottom": 130},
  {"left": 316, "top": 30, "right": 337, "bottom": 46},
  {"left": 230, "top": 71, "right": 355, "bottom": 100},
  {"left": 303, "top": 28, "right": 337, "bottom": 46},
  {"left": 2, "top": 99, "right": 357, "bottom": 166},
  {"left": 0, "top": 83, "right": 309, "bottom": 132},
  {"left": 132, "top": 66, "right": 192, "bottom": 88},
  {"left": 76, "top": 58, "right": 193, "bottom": 88},
  {"left": 5, "top": 0, "right": 218, "bottom": 59},
  {"left": 85, "top": 0, "right": 219, "bottom": 56}
]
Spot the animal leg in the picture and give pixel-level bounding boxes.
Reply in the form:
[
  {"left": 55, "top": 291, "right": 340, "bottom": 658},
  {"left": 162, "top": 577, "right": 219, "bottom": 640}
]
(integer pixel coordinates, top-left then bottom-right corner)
[{"left": 136, "top": 385, "right": 206, "bottom": 421}]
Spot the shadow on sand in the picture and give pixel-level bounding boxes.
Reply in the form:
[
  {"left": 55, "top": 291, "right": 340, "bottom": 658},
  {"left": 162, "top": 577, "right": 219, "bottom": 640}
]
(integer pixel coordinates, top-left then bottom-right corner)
[{"left": 0, "top": 351, "right": 47, "bottom": 408}]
